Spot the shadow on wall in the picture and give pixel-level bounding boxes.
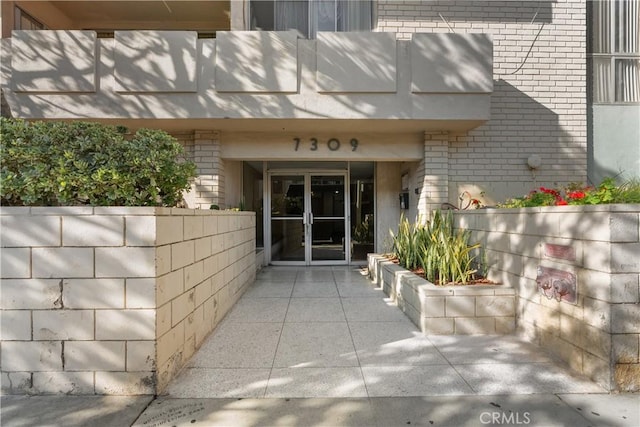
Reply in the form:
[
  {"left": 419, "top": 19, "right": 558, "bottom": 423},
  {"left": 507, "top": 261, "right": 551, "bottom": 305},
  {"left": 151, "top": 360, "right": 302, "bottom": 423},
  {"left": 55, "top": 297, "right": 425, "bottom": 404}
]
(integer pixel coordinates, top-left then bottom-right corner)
[
  {"left": 448, "top": 78, "right": 586, "bottom": 204},
  {"left": 1, "top": 88, "right": 12, "bottom": 117},
  {"left": 2, "top": 28, "right": 492, "bottom": 125},
  {"left": 460, "top": 208, "right": 640, "bottom": 392}
]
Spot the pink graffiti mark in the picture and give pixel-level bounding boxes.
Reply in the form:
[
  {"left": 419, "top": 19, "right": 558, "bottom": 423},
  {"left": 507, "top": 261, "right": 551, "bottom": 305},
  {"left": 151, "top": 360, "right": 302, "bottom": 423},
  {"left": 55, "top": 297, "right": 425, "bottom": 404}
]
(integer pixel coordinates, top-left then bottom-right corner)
[
  {"left": 536, "top": 266, "right": 577, "bottom": 304},
  {"left": 544, "top": 244, "right": 576, "bottom": 262}
]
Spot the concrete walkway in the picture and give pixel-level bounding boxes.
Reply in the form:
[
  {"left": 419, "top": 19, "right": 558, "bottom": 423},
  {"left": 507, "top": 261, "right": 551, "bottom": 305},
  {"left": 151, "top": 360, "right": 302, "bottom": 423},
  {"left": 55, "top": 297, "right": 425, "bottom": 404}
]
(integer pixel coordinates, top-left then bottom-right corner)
[
  {"left": 2, "top": 266, "right": 638, "bottom": 426},
  {"left": 162, "top": 266, "right": 605, "bottom": 399}
]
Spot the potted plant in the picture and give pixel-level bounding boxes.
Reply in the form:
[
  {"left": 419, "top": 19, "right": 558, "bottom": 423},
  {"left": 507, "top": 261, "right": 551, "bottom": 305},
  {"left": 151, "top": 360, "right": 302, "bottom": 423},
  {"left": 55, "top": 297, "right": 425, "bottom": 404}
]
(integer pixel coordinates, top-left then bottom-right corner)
[{"left": 352, "top": 214, "right": 374, "bottom": 260}]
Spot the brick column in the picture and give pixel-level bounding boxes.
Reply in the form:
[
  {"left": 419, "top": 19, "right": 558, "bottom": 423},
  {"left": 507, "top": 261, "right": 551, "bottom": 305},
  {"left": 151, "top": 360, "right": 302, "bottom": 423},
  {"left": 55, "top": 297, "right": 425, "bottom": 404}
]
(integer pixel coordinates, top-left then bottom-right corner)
[
  {"left": 417, "top": 131, "right": 450, "bottom": 219},
  {"left": 193, "top": 130, "right": 225, "bottom": 209}
]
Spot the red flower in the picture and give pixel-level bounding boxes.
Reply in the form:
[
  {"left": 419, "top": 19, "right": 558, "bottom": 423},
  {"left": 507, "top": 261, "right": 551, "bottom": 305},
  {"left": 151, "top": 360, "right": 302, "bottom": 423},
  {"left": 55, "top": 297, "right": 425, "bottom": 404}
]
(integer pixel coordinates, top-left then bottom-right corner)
[
  {"left": 555, "top": 199, "right": 568, "bottom": 206},
  {"left": 540, "top": 187, "right": 560, "bottom": 197},
  {"left": 568, "top": 191, "right": 585, "bottom": 199}
]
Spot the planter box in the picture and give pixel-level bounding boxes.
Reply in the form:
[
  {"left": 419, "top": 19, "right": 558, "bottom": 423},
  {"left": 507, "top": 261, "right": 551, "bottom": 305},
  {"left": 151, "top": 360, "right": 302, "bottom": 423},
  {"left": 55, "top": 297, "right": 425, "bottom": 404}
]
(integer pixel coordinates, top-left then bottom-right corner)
[{"left": 368, "top": 254, "right": 516, "bottom": 335}]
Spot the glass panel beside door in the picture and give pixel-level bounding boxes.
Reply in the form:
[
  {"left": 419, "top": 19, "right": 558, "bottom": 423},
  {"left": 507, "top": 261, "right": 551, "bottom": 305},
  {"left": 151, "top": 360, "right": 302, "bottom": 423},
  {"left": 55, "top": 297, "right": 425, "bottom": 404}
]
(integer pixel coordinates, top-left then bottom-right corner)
[{"left": 268, "top": 172, "right": 348, "bottom": 265}]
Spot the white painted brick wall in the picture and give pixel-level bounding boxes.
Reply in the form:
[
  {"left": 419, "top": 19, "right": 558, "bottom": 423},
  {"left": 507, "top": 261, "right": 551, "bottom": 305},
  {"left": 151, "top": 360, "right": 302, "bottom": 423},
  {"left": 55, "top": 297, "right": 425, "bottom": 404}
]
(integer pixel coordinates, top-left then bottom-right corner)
[
  {"left": 417, "top": 132, "right": 450, "bottom": 216},
  {"left": 0, "top": 207, "right": 256, "bottom": 396},
  {"left": 378, "top": 0, "right": 587, "bottom": 203},
  {"left": 190, "top": 130, "right": 225, "bottom": 209}
]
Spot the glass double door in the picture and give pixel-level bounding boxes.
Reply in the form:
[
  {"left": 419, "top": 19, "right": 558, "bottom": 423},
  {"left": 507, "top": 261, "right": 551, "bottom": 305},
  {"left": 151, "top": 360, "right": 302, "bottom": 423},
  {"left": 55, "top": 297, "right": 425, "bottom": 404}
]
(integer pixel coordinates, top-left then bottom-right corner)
[{"left": 269, "top": 172, "right": 348, "bottom": 265}]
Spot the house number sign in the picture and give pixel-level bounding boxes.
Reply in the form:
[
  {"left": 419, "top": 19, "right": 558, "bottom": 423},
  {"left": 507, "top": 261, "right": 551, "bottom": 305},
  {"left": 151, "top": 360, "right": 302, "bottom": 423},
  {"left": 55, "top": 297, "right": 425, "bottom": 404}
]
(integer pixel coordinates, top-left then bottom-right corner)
[{"left": 293, "top": 137, "right": 359, "bottom": 152}]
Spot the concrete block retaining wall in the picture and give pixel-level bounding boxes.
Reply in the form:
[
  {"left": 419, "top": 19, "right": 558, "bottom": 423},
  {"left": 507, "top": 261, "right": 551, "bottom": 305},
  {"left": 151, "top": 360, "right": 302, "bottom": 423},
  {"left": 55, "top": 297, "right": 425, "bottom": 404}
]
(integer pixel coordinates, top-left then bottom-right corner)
[
  {"left": 0, "top": 207, "right": 256, "bottom": 395},
  {"left": 454, "top": 206, "right": 640, "bottom": 392},
  {"left": 368, "top": 255, "right": 516, "bottom": 335}
]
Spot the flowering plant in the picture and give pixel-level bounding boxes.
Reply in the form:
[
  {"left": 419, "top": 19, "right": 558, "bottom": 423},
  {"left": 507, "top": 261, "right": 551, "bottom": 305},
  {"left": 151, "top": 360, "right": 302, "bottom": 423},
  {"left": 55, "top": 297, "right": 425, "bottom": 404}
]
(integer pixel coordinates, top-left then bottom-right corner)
[{"left": 498, "top": 178, "right": 640, "bottom": 208}]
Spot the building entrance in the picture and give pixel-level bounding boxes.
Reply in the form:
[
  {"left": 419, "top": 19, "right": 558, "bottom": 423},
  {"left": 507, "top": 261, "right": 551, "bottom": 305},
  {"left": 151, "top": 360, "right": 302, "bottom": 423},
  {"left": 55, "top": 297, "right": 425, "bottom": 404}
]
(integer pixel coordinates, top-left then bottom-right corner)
[{"left": 268, "top": 171, "right": 348, "bottom": 265}]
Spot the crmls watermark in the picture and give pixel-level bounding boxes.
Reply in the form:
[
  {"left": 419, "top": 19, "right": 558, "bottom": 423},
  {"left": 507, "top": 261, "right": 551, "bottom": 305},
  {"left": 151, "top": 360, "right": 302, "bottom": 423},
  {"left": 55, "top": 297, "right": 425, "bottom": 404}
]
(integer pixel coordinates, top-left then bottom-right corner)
[{"left": 479, "top": 411, "right": 531, "bottom": 425}]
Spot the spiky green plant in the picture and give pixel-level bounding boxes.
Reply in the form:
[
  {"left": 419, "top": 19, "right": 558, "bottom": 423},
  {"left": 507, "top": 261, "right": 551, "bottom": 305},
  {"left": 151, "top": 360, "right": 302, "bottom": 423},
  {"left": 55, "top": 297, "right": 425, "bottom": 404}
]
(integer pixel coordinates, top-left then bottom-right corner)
[
  {"left": 390, "top": 213, "right": 426, "bottom": 271},
  {"left": 614, "top": 178, "right": 640, "bottom": 203},
  {"left": 420, "top": 210, "right": 480, "bottom": 284},
  {"left": 391, "top": 210, "right": 481, "bottom": 285}
]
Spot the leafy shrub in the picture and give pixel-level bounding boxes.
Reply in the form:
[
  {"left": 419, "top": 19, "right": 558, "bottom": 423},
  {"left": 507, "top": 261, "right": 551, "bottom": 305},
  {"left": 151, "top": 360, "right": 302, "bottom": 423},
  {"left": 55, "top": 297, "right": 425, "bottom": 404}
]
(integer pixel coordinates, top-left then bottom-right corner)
[
  {"left": 1, "top": 118, "right": 196, "bottom": 206},
  {"left": 391, "top": 211, "right": 480, "bottom": 285},
  {"left": 497, "top": 177, "right": 640, "bottom": 208}
]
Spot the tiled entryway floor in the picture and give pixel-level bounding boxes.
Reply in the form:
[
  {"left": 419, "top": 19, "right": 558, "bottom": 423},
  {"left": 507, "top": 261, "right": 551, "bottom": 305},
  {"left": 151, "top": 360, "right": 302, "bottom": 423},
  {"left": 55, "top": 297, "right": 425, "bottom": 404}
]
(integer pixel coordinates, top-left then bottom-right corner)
[{"left": 165, "top": 266, "right": 605, "bottom": 398}]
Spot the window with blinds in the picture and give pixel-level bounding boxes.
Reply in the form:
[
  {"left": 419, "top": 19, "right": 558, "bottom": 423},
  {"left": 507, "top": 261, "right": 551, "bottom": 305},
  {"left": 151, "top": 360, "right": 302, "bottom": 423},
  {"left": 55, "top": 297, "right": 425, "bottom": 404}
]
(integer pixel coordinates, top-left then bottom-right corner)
[
  {"left": 250, "top": 0, "right": 373, "bottom": 39},
  {"left": 589, "top": 0, "right": 640, "bottom": 103}
]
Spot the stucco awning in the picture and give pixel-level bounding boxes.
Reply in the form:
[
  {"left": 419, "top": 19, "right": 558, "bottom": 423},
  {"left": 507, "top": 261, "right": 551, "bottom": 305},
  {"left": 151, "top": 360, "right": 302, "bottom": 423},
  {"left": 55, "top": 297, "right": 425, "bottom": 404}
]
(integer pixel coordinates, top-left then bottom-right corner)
[{"left": 1, "top": 30, "right": 492, "bottom": 133}]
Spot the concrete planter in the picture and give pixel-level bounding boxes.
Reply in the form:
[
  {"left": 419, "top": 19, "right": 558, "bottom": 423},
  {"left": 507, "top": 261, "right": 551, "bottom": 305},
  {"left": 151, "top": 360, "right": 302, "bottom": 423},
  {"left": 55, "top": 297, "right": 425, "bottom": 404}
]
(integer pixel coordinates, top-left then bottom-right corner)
[
  {"left": 0, "top": 207, "right": 256, "bottom": 395},
  {"left": 367, "top": 254, "right": 516, "bottom": 335}
]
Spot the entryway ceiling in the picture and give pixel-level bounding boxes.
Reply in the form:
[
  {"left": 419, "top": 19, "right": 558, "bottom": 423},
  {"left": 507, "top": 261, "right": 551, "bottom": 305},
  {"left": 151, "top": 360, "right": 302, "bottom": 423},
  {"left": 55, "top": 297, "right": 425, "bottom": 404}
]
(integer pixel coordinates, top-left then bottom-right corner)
[{"left": 51, "top": 1, "right": 230, "bottom": 31}]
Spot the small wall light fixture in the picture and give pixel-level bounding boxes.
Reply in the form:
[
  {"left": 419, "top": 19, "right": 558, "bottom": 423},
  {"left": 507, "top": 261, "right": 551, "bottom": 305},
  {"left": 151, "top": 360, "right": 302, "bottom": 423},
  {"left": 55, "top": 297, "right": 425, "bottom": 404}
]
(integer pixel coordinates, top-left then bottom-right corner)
[
  {"left": 527, "top": 154, "right": 542, "bottom": 170},
  {"left": 527, "top": 154, "right": 542, "bottom": 185}
]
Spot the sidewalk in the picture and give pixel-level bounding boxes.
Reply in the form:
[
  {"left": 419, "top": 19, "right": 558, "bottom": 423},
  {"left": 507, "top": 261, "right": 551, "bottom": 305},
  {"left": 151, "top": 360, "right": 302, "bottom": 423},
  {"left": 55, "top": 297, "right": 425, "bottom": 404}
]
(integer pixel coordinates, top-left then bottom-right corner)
[
  {"left": 2, "top": 266, "right": 638, "bottom": 426},
  {"left": 3, "top": 393, "right": 637, "bottom": 426}
]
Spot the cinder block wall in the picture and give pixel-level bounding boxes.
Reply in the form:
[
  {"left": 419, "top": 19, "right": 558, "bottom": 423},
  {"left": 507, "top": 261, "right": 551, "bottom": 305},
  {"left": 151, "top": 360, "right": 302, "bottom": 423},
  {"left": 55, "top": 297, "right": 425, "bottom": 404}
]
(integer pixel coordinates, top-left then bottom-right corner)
[
  {"left": 368, "top": 255, "right": 516, "bottom": 335},
  {"left": 378, "top": 0, "right": 587, "bottom": 202},
  {"left": 154, "top": 208, "right": 256, "bottom": 391},
  {"left": 454, "top": 206, "right": 640, "bottom": 392},
  {"left": 0, "top": 207, "right": 255, "bottom": 395}
]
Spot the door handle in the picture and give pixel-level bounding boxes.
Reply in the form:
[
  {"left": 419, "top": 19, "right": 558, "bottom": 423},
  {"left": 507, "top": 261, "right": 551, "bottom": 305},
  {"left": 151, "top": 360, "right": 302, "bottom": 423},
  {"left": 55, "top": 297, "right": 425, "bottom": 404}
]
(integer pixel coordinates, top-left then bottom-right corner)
[{"left": 309, "top": 212, "right": 314, "bottom": 225}]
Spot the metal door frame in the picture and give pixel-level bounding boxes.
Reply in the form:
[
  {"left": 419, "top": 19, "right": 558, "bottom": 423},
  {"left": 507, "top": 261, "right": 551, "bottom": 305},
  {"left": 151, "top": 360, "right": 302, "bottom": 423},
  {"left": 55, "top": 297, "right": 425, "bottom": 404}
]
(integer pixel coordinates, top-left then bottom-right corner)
[{"left": 265, "top": 169, "right": 350, "bottom": 266}]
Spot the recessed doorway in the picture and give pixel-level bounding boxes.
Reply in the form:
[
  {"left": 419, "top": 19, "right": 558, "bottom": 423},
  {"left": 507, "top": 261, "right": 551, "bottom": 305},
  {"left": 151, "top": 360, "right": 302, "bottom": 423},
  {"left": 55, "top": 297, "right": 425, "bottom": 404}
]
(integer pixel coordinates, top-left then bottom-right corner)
[{"left": 268, "top": 171, "right": 348, "bottom": 265}]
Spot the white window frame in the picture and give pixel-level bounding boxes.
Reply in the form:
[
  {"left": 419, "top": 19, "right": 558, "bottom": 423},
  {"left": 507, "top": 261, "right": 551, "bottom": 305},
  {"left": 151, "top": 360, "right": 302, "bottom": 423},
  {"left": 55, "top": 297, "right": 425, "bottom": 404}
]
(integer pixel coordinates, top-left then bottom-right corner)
[{"left": 589, "top": 0, "right": 640, "bottom": 104}]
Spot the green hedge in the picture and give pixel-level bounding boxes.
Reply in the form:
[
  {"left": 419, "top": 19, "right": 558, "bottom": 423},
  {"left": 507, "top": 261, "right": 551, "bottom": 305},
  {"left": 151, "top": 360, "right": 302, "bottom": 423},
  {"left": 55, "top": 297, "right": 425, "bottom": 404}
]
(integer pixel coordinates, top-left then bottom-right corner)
[{"left": 1, "top": 118, "right": 196, "bottom": 206}]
